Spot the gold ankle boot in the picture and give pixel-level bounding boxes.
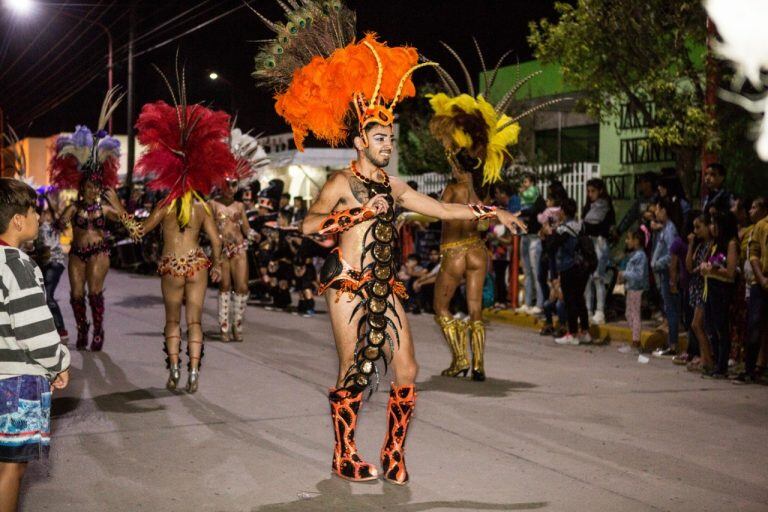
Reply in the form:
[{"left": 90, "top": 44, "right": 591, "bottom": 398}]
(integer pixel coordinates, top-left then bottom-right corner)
[
  {"left": 469, "top": 320, "right": 486, "bottom": 381},
  {"left": 435, "top": 316, "right": 470, "bottom": 377}
]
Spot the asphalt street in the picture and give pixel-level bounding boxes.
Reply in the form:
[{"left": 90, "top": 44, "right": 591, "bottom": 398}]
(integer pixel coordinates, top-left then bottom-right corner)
[{"left": 19, "top": 269, "right": 768, "bottom": 512}]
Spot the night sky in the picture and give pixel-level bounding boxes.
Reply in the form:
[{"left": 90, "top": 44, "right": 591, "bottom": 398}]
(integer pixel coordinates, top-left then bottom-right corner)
[{"left": 0, "top": 0, "right": 560, "bottom": 139}]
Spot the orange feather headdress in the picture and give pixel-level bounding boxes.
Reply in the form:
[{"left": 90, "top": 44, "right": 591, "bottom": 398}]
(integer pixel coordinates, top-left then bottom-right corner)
[{"left": 249, "top": 1, "right": 435, "bottom": 150}]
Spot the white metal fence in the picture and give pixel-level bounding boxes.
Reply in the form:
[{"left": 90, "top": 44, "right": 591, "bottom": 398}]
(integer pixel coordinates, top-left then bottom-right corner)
[{"left": 407, "top": 162, "right": 601, "bottom": 216}]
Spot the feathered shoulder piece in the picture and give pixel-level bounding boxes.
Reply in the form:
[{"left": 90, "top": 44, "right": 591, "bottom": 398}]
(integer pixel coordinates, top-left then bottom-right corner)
[
  {"left": 428, "top": 39, "right": 564, "bottom": 185},
  {"left": 134, "top": 60, "right": 235, "bottom": 227},
  {"left": 49, "top": 87, "right": 123, "bottom": 190},
  {"left": 226, "top": 125, "right": 270, "bottom": 185},
  {"left": 251, "top": 1, "right": 435, "bottom": 150},
  {"left": 250, "top": 0, "right": 356, "bottom": 89}
]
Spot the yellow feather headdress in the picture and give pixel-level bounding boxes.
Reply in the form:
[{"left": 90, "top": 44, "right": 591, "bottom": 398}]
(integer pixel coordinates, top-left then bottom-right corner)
[{"left": 428, "top": 39, "right": 565, "bottom": 185}]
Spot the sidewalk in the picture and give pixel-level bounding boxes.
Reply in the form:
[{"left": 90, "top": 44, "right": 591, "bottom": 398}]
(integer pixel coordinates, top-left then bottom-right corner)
[{"left": 484, "top": 308, "right": 686, "bottom": 351}]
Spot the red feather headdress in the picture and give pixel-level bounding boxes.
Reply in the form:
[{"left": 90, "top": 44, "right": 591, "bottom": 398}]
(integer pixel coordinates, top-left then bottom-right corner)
[{"left": 134, "top": 77, "right": 235, "bottom": 228}]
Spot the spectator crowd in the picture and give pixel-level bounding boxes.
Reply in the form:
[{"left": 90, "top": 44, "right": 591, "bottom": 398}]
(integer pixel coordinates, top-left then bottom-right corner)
[{"left": 30, "top": 163, "right": 768, "bottom": 385}]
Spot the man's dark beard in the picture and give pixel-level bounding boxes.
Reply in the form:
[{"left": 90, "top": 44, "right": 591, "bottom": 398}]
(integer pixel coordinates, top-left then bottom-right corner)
[{"left": 363, "top": 147, "right": 391, "bottom": 168}]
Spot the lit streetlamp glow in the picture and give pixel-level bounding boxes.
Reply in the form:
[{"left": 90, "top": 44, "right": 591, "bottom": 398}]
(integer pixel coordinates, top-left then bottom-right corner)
[
  {"left": 209, "top": 72, "right": 219, "bottom": 81},
  {"left": 4, "top": 0, "right": 34, "bottom": 15}
]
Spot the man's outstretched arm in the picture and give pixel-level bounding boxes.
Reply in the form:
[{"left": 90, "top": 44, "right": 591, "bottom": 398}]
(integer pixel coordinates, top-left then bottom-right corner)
[{"left": 390, "top": 176, "right": 526, "bottom": 234}]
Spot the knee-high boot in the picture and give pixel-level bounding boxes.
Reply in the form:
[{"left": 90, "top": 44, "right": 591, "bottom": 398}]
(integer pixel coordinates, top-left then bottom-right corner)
[
  {"left": 469, "top": 320, "right": 486, "bottom": 381},
  {"left": 88, "top": 292, "right": 105, "bottom": 351},
  {"left": 218, "top": 292, "right": 231, "bottom": 342},
  {"left": 70, "top": 295, "right": 89, "bottom": 350},
  {"left": 328, "top": 387, "right": 378, "bottom": 481},
  {"left": 380, "top": 383, "right": 416, "bottom": 485},
  {"left": 435, "top": 316, "right": 469, "bottom": 377},
  {"left": 232, "top": 293, "right": 248, "bottom": 342}
]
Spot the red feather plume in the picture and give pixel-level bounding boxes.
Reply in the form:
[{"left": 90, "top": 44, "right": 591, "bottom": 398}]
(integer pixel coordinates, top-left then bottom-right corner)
[
  {"left": 134, "top": 101, "right": 235, "bottom": 202},
  {"left": 49, "top": 151, "right": 119, "bottom": 190}
]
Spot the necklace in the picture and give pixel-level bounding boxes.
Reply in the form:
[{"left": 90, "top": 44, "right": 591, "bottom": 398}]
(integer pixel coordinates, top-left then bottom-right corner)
[{"left": 351, "top": 160, "right": 390, "bottom": 188}]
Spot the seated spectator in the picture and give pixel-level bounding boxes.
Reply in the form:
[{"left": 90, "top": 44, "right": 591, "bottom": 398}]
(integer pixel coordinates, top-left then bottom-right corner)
[{"left": 399, "top": 253, "right": 428, "bottom": 313}]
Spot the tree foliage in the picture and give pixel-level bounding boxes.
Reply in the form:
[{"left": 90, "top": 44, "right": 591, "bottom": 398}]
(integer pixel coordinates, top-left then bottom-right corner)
[
  {"left": 397, "top": 83, "right": 449, "bottom": 176},
  {"left": 528, "top": 0, "right": 716, "bottom": 162}
]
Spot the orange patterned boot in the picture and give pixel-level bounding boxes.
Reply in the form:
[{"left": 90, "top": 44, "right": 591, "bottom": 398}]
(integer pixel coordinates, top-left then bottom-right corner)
[
  {"left": 380, "top": 383, "right": 416, "bottom": 485},
  {"left": 329, "top": 388, "right": 379, "bottom": 482}
]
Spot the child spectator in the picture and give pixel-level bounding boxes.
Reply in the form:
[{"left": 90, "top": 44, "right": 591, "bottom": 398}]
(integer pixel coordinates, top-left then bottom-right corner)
[
  {"left": 685, "top": 212, "right": 714, "bottom": 373},
  {"left": 619, "top": 227, "right": 649, "bottom": 350},
  {"left": 701, "top": 211, "right": 739, "bottom": 378},
  {"left": 539, "top": 277, "right": 567, "bottom": 338},
  {"left": 651, "top": 197, "right": 682, "bottom": 357},
  {"left": 0, "top": 178, "right": 71, "bottom": 511}
]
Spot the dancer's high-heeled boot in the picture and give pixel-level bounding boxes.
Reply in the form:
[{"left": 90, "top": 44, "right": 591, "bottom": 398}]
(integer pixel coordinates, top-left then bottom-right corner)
[
  {"left": 186, "top": 322, "right": 204, "bottom": 393},
  {"left": 70, "top": 295, "right": 89, "bottom": 350},
  {"left": 380, "top": 383, "right": 416, "bottom": 485},
  {"left": 231, "top": 293, "right": 248, "bottom": 342},
  {"left": 218, "top": 292, "right": 231, "bottom": 342},
  {"left": 163, "top": 322, "right": 182, "bottom": 391},
  {"left": 88, "top": 291, "right": 105, "bottom": 351},
  {"left": 328, "top": 388, "right": 378, "bottom": 482},
  {"left": 435, "top": 316, "right": 470, "bottom": 377},
  {"left": 469, "top": 320, "right": 486, "bottom": 381}
]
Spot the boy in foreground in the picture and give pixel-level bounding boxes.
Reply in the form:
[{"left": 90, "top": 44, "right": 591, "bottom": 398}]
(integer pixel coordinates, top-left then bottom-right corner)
[{"left": 0, "top": 178, "right": 70, "bottom": 512}]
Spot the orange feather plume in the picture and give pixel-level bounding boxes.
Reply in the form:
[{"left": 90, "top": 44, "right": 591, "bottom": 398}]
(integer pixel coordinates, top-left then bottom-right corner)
[{"left": 274, "top": 33, "right": 418, "bottom": 150}]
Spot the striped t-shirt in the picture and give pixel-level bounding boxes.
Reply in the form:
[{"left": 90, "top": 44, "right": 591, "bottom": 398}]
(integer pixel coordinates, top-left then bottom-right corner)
[{"left": 0, "top": 245, "right": 70, "bottom": 380}]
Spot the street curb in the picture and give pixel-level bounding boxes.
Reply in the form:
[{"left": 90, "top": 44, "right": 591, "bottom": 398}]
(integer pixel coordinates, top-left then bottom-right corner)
[{"left": 483, "top": 308, "right": 677, "bottom": 351}]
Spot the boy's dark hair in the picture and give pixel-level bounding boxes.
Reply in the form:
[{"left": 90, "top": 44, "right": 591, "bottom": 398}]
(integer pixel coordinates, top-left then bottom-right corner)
[
  {"left": 521, "top": 171, "right": 536, "bottom": 183},
  {"left": 629, "top": 227, "right": 647, "bottom": 248},
  {"left": 638, "top": 171, "right": 658, "bottom": 187},
  {"left": 0, "top": 178, "right": 37, "bottom": 234},
  {"left": 281, "top": 193, "right": 291, "bottom": 199},
  {"left": 706, "top": 162, "right": 726, "bottom": 178},
  {"left": 406, "top": 253, "right": 420, "bottom": 262},
  {"left": 562, "top": 197, "right": 578, "bottom": 218}
]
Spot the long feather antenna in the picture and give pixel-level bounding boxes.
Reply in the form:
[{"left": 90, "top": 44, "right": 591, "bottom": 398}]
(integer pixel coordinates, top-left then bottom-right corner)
[
  {"left": 242, "top": 0, "right": 279, "bottom": 32},
  {"left": 498, "top": 97, "right": 570, "bottom": 131},
  {"left": 472, "top": 37, "right": 490, "bottom": 96},
  {"left": 484, "top": 49, "right": 513, "bottom": 98},
  {"left": 495, "top": 70, "right": 543, "bottom": 114},
  {"left": 96, "top": 86, "right": 125, "bottom": 132},
  {"left": 440, "top": 41, "right": 475, "bottom": 97},
  {"left": 432, "top": 64, "right": 461, "bottom": 96}
]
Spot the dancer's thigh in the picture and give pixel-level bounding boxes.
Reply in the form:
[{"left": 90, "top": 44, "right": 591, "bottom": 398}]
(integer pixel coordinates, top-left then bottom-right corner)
[
  {"left": 326, "top": 292, "right": 364, "bottom": 383},
  {"left": 230, "top": 253, "right": 249, "bottom": 294},
  {"left": 434, "top": 254, "right": 465, "bottom": 316},
  {"left": 161, "top": 274, "right": 185, "bottom": 326},
  {"left": 219, "top": 258, "right": 232, "bottom": 292},
  {"left": 184, "top": 269, "right": 209, "bottom": 326},
  {"left": 85, "top": 253, "right": 110, "bottom": 294},
  {"left": 68, "top": 257, "right": 86, "bottom": 298}
]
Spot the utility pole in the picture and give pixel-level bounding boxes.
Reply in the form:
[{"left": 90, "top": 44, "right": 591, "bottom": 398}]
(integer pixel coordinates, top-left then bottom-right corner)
[
  {"left": 126, "top": 2, "right": 136, "bottom": 192},
  {"left": 701, "top": 16, "right": 718, "bottom": 201}
]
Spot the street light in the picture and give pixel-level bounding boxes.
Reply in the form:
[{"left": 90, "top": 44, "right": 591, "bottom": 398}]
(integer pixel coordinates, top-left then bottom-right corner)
[
  {"left": 209, "top": 72, "right": 219, "bottom": 81},
  {"left": 4, "top": 0, "right": 34, "bottom": 16},
  {"left": 3, "top": 0, "right": 114, "bottom": 131}
]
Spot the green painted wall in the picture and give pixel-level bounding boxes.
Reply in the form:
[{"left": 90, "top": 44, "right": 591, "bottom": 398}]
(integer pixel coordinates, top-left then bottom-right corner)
[{"left": 481, "top": 60, "right": 675, "bottom": 178}]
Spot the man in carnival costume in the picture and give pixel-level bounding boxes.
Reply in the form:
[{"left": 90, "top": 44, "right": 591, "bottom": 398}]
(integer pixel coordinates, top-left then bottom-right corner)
[
  {"left": 106, "top": 62, "right": 229, "bottom": 392},
  {"left": 50, "top": 88, "right": 123, "bottom": 351},
  {"left": 251, "top": 1, "right": 525, "bottom": 484},
  {"left": 428, "top": 40, "right": 560, "bottom": 381}
]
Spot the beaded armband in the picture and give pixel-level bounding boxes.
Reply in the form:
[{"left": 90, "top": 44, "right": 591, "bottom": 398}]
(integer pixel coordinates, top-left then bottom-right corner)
[
  {"left": 468, "top": 204, "right": 497, "bottom": 221},
  {"left": 319, "top": 207, "right": 376, "bottom": 235},
  {"left": 119, "top": 212, "right": 144, "bottom": 242}
]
